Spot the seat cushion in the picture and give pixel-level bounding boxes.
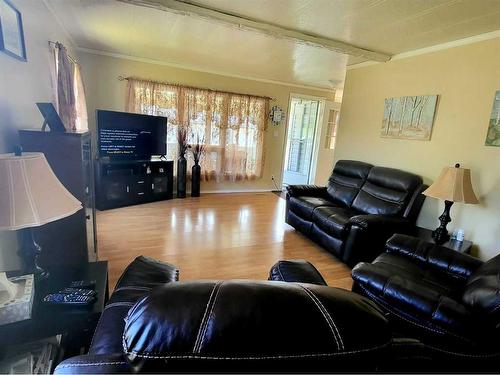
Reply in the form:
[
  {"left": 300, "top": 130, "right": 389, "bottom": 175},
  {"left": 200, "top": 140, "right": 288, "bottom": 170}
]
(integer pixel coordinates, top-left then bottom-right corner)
[
  {"left": 89, "top": 256, "right": 179, "bottom": 355},
  {"left": 288, "top": 196, "right": 336, "bottom": 221},
  {"left": 312, "top": 206, "right": 358, "bottom": 239},
  {"left": 352, "top": 253, "right": 474, "bottom": 341}
]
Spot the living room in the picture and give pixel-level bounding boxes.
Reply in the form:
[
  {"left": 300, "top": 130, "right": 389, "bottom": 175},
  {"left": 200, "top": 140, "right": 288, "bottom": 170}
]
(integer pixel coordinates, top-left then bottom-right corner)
[{"left": 0, "top": 0, "right": 499, "bottom": 373}]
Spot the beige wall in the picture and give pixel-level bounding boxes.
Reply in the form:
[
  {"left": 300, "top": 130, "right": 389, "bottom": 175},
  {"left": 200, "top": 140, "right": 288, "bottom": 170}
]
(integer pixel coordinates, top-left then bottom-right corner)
[
  {"left": 79, "top": 53, "right": 336, "bottom": 192},
  {"left": 335, "top": 37, "right": 500, "bottom": 260},
  {"left": 0, "top": 0, "right": 76, "bottom": 271}
]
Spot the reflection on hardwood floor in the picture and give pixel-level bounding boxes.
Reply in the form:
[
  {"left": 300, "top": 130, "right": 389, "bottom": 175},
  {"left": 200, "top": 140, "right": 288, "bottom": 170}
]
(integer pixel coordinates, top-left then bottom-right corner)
[{"left": 97, "top": 192, "right": 352, "bottom": 290}]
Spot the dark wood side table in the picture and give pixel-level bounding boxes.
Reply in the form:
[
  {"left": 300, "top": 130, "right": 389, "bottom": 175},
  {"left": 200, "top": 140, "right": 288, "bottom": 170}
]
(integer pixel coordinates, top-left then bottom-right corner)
[
  {"left": 0, "top": 261, "right": 108, "bottom": 368},
  {"left": 411, "top": 227, "right": 472, "bottom": 254}
]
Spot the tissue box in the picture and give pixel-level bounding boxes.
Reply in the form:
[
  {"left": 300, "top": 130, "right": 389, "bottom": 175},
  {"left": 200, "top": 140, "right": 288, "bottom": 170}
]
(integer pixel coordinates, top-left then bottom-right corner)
[{"left": 0, "top": 274, "right": 35, "bottom": 325}]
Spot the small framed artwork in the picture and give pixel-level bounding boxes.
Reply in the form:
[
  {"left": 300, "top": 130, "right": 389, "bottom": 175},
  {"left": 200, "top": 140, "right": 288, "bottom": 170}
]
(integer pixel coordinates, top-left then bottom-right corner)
[
  {"left": 485, "top": 90, "right": 500, "bottom": 147},
  {"left": 0, "top": 0, "right": 27, "bottom": 61}
]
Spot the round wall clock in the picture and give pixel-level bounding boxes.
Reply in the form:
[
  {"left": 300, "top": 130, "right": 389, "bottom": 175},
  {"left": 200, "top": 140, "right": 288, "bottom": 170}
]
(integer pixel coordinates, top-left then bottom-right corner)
[{"left": 269, "top": 106, "right": 284, "bottom": 126}]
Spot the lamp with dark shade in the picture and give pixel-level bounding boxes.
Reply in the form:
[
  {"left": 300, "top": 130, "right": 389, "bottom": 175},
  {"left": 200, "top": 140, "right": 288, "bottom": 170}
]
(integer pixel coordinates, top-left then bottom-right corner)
[
  {"left": 423, "top": 163, "right": 478, "bottom": 245},
  {"left": 0, "top": 151, "right": 82, "bottom": 280}
]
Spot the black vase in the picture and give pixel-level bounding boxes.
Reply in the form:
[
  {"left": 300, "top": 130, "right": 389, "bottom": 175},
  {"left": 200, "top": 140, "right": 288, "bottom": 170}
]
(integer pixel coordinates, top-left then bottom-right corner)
[
  {"left": 177, "top": 154, "right": 187, "bottom": 198},
  {"left": 191, "top": 163, "right": 201, "bottom": 197}
]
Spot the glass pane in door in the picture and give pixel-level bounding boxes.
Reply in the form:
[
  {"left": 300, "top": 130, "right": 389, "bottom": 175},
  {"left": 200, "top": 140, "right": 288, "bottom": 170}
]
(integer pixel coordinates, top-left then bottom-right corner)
[{"left": 283, "top": 98, "right": 320, "bottom": 186}]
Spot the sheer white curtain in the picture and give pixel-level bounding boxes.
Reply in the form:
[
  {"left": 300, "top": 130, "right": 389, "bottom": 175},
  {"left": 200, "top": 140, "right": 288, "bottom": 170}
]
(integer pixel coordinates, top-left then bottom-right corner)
[
  {"left": 50, "top": 42, "right": 88, "bottom": 131},
  {"left": 126, "top": 78, "right": 269, "bottom": 181}
]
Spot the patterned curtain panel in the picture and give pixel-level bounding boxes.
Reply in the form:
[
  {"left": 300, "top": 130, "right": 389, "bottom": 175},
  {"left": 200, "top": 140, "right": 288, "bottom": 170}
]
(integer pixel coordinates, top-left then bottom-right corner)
[
  {"left": 50, "top": 42, "right": 88, "bottom": 131},
  {"left": 126, "top": 78, "right": 269, "bottom": 182},
  {"left": 73, "top": 64, "right": 89, "bottom": 131},
  {"left": 56, "top": 43, "right": 76, "bottom": 131}
]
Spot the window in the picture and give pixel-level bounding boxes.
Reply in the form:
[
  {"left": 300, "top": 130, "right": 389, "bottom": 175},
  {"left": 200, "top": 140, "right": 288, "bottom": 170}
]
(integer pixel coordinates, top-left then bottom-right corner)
[
  {"left": 325, "top": 109, "right": 339, "bottom": 149},
  {"left": 126, "top": 79, "right": 269, "bottom": 181}
]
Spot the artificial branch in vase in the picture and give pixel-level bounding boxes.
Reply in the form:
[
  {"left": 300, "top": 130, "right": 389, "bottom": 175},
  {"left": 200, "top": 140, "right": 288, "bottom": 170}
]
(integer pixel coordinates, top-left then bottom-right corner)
[
  {"left": 190, "top": 136, "right": 205, "bottom": 197},
  {"left": 176, "top": 125, "right": 190, "bottom": 198}
]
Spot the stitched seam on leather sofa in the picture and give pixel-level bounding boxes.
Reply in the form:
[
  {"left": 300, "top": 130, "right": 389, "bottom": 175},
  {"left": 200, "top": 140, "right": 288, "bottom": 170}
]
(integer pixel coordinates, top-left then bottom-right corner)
[
  {"left": 89, "top": 302, "right": 136, "bottom": 350},
  {"left": 198, "top": 283, "right": 223, "bottom": 352},
  {"left": 193, "top": 281, "right": 222, "bottom": 353},
  {"left": 104, "top": 302, "right": 135, "bottom": 310},
  {"left": 329, "top": 178, "right": 358, "bottom": 189},
  {"left": 122, "top": 342, "right": 389, "bottom": 359},
  {"left": 298, "top": 285, "right": 343, "bottom": 350},
  {"left": 57, "top": 361, "right": 128, "bottom": 368},
  {"left": 357, "top": 284, "right": 473, "bottom": 344},
  {"left": 113, "top": 286, "right": 152, "bottom": 293},
  {"left": 426, "top": 344, "right": 500, "bottom": 358},
  {"left": 360, "top": 187, "right": 404, "bottom": 205}
]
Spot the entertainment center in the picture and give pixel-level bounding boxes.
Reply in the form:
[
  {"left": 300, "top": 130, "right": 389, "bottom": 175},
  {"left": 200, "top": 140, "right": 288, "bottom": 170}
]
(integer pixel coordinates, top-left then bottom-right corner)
[
  {"left": 94, "top": 159, "right": 173, "bottom": 210},
  {"left": 94, "top": 110, "right": 173, "bottom": 210}
]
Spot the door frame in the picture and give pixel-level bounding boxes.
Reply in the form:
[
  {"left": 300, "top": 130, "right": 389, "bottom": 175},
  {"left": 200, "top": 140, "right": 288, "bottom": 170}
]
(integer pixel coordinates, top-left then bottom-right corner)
[{"left": 279, "top": 92, "right": 326, "bottom": 187}]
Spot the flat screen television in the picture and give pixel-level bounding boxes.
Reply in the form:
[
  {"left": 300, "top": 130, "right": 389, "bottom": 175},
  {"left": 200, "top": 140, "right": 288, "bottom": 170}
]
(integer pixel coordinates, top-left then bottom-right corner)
[{"left": 97, "top": 110, "right": 167, "bottom": 160}]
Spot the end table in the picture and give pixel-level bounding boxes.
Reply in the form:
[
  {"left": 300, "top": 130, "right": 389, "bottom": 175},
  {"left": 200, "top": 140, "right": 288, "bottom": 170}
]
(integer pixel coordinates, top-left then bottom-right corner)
[
  {"left": 0, "top": 261, "right": 108, "bottom": 371},
  {"left": 412, "top": 227, "right": 472, "bottom": 254}
]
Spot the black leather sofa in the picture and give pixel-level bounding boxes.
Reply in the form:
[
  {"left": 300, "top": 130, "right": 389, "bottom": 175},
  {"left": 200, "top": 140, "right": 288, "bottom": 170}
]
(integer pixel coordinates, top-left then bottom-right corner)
[
  {"left": 285, "top": 160, "right": 426, "bottom": 267},
  {"left": 352, "top": 234, "right": 500, "bottom": 368},
  {"left": 55, "top": 257, "right": 393, "bottom": 373}
]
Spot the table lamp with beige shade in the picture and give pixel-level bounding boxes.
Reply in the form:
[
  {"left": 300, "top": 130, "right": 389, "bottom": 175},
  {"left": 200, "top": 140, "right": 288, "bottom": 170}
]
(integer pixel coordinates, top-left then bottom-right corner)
[
  {"left": 423, "top": 163, "right": 479, "bottom": 245},
  {"left": 0, "top": 150, "right": 82, "bottom": 301}
]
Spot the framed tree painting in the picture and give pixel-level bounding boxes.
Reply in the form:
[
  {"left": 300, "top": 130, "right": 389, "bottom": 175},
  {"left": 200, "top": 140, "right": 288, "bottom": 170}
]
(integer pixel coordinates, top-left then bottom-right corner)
[
  {"left": 485, "top": 90, "right": 500, "bottom": 147},
  {"left": 381, "top": 95, "right": 438, "bottom": 140},
  {"left": 0, "top": 0, "right": 27, "bottom": 61}
]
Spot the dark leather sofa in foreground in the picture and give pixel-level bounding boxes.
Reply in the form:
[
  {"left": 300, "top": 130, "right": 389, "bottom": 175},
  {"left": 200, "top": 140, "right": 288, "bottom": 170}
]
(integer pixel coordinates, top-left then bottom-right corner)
[
  {"left": 285, "top": 160, "right": 426, "bottom": 267},
  {"left": 55, "top": 257, "right": 392, "bottom": 373},
  {"left": 55, "top": 255, "right": 500, "bottom": 372},
  {"left": 352, "top": 234, "right": 500, "bottom": 367}
]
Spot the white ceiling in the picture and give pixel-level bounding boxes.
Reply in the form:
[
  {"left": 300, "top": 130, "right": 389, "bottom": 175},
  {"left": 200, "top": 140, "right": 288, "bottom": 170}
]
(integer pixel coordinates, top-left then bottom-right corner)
[{"left": 46, "top": 0, "right": 500, "bottom": 89}]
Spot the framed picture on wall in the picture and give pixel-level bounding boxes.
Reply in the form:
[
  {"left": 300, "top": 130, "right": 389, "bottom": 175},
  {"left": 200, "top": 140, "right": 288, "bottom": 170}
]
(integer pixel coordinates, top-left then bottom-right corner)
[
  {"left": 0, "top": 0, "right": 27, "bottom": 61},
  {"left": 485, "top": 90, "right": 500, "bottom": 147},
  {"left": 381, "top": 95, "right": 438, "bottom": 141}
]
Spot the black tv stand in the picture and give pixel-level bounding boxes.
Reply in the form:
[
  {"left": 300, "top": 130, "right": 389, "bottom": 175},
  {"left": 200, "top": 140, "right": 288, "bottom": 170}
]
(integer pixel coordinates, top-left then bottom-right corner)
[{"left": 95, "top": 159, "right": 173, "bottom": 210}]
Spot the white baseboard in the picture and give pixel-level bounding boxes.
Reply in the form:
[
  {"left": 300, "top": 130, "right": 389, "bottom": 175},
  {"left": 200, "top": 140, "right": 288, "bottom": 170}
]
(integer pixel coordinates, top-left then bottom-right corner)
[{"left": 200, "top": 189, "right": 274, "bottom": 194}]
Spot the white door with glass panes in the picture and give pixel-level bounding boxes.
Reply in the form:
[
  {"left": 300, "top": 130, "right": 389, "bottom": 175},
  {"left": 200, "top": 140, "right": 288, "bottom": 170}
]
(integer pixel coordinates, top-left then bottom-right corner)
[
  {"left": 282, "top": 96, "right": 323, "bottom": 186},
  {"left": 314, "top": 100, "right": 341, "bottom": 184}
]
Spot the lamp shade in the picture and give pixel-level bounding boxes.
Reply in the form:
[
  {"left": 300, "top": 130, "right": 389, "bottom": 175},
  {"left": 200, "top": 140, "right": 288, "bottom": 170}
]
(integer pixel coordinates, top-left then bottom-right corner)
[
  {"left": 0, "top": 152, "right": 82, "bottom": 230},
  {"left": 423, "top": 164, "right": 478, "bottom": 204}
]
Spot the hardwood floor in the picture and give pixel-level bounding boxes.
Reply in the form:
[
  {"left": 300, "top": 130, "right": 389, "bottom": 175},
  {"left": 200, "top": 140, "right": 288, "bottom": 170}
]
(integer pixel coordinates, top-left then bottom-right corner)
[{"left": 96, "top": 192, "right": 353, "bottom": 290}]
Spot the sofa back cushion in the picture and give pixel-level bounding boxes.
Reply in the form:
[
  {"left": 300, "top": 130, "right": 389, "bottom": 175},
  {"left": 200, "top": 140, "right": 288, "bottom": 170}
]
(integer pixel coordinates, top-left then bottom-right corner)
[
  {"left": 351, "top": 167, "right": 423, "bottom": 216},
  {"left": 463, "top": 254, "right": 500, "bottom": 326},
  {"left": 326, "top": 160, "right": 373, "bottom": 207},
  {"left": 123, "top": 280, "right": 390, "bottom": 372}
]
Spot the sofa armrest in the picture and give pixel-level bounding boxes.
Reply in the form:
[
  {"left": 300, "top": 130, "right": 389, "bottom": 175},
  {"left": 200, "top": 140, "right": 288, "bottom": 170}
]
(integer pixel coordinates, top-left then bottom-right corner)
[
  {"left": 385, "top": 234, "right": 483, "bottom": 280},
  {"left": 342, "top": 215, "right": 413, "bottom": 267},
  {"left": 285, "top": 184, "right": 327, "bottom": 198},
  {"left": 269, "top": 260, "right": 328, "bottom": 285},
  {"left": 54, "top": 354, "right": 131, "bottom": 374},
  {"left": 349, "top": 214, "right": 413, "bottom": 231}
]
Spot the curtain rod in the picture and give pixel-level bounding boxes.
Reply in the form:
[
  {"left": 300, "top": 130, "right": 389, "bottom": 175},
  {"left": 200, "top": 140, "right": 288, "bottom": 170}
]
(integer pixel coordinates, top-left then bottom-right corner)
[
  {"left": 117, "top": 75, "right": 275, "bottom": 101},
  {"left": 48, "top": 41, "right": 79, "bottom": 65}
]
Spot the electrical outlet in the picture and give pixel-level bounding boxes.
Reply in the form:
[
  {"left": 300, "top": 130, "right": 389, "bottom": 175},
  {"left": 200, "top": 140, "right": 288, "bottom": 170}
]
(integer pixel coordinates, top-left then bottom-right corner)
[{"left": 271, "top": 175, "right": 275, "bottom": 180}]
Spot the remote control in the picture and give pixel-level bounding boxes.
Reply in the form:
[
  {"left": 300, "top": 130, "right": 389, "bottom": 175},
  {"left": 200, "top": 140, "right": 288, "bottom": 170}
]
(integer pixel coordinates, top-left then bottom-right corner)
[
  {"left": 60, "top": 288, "right": 97, "bottom": 296},
  {"left": 69, "top": 280, "right": 96, "bottom": 289},
  {"left": 43, "top": 293, "right": 95, "bottom": 306}
]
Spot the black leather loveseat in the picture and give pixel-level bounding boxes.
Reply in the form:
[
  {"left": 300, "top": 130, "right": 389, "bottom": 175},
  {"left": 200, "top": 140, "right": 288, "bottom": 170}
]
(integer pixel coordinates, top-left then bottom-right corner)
[
  {"left": 352, "top": 234, "right": 500, "bottom": 368},
  {"left": 285, "top": 160, "right": 426, "bottom": 267},
  {"left": 55, "top": 257, "right": 393, "bottom": 373}
]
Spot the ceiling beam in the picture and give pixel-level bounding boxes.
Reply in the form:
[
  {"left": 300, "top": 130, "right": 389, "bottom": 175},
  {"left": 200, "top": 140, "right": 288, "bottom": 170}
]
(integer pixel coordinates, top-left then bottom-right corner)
[{"left": 117, "top": 0, "right": 391, "bottom": 62}]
